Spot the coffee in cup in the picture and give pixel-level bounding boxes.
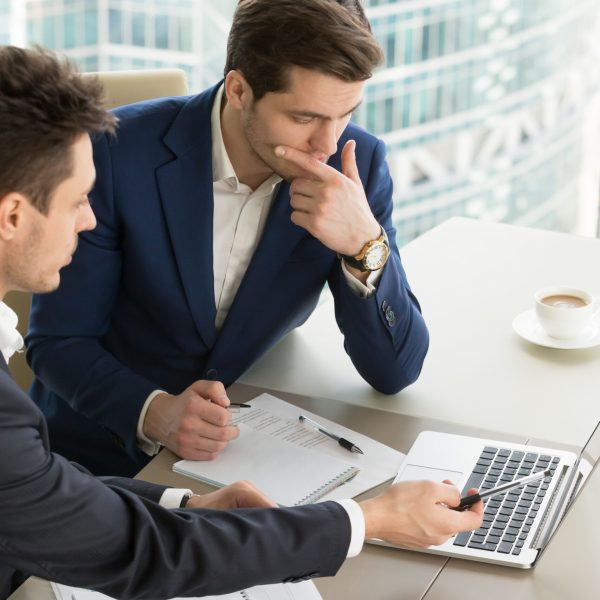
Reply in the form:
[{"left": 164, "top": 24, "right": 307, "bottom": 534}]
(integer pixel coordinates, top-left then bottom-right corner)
[{"left": 534, "top": 286, "right": 597, "bottom": 340}]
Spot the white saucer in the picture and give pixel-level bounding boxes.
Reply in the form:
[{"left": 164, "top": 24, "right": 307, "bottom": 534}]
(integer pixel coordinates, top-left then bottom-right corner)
[{"left": 512, "top": 309, "right": 600, "bottom": 349}]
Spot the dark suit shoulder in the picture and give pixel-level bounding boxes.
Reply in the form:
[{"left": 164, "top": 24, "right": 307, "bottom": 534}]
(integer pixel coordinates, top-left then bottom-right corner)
[
  {"left": 0, "top": 369, "right": 45, "bottom": 433},
  {"left": 110, "top": 95, "right": 192, "bottom": 138}
]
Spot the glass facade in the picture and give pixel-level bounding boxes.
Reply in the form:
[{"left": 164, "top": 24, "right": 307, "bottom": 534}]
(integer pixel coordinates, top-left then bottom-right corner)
[
  {"left": 0, "top": 0, "right": 25, "bottom": 44},
  {"left": 356, "top": 0, "right": 600, "bottom": 243},
  {"left": 24, "top": 0, "right": 237, "bottom": 90},
  {"left": 10, "top": 0, "right": 600, "bottom": 243}
]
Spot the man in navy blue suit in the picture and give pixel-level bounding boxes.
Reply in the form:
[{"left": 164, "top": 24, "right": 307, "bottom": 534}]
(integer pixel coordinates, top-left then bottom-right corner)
[
  {"left": 28, "top": 0, "right": 430, "bottom": 477},
  {"left": 0, "top": 44, "right": 482, "bottom": 599}
]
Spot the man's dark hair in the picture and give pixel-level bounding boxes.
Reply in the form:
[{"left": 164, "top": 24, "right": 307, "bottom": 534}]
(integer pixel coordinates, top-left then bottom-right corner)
[
  {"left": 0, "top": 46, "right": 116, "bottom": 214},
  {"left": 225, "top": 0, "right": 383, "bottom": 100}
]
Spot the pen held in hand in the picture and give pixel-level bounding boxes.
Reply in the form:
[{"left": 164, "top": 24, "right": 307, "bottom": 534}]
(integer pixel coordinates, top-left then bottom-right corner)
[
  {"left": 455, "top": 468, "right": 553, "bottom": 510},
  {"left": 227, "top": 402, "right": 252, "bottom": 413},
  {"left": 298, "top": 415, "right": 364, "bottom": 455}
]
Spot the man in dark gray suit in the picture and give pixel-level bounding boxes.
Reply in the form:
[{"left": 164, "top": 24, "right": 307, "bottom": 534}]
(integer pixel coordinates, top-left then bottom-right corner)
[{"left": 0, "top": 45, "right": 482, "bottom": 599}]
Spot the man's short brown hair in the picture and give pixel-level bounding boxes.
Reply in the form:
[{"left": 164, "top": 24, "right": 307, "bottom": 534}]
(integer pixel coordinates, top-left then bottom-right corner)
[
  {"left": 0, "top": 46, "right": 116, "bottom": 214},
  {"left": 225, "top": 0, "right": 383, "bottom": 100}
]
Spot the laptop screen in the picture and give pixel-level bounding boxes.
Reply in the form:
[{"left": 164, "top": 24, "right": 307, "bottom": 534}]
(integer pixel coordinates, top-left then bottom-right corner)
[{"left": 537, "top": 418, "right": 600, "bottom": 554}]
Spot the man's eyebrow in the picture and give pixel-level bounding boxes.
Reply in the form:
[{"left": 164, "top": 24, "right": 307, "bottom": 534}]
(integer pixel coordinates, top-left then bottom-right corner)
[
  {"left": 83, "top": 179, "right": 96, "bottom": 195},
  {"left": 289, "top": 100, "right": 363, "bottom": 120}
]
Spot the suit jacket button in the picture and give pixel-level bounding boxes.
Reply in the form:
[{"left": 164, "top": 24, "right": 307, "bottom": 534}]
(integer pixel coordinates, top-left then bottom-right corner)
[
  {"left": 205, "top": 369, "right": 218, "bottom": 380},
  {"left": 381, "top": 300, "right": 389, "bottom": 312},
  {"left": 385, "top": 307, "right": 396, "bottom": 326}
]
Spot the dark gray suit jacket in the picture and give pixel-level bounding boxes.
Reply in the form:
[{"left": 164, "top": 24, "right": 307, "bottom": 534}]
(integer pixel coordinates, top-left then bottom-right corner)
[{"left": 0, "top": 358, "right": 349, "bottom": 599}]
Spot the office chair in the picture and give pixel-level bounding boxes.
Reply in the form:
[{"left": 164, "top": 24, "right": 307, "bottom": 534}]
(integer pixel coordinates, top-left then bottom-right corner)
[{"left": 5, "top": 68, "right": 189, "bottom": 391}]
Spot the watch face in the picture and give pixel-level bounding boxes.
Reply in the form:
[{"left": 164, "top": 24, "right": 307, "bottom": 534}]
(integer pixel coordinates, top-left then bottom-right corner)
[{"left": 364, "top": 242, "right": 389, "bottom": 270}]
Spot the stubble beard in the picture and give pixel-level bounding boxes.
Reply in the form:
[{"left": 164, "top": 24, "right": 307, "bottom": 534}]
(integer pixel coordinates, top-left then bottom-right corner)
[{"left": 242, "top": 108, "right": 297, "bottom": 183}]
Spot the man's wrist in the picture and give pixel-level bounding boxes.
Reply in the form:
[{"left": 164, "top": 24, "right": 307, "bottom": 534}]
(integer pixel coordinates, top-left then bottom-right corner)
[{"left": 339, "top": 225, "right": 389, "bottom": 273}]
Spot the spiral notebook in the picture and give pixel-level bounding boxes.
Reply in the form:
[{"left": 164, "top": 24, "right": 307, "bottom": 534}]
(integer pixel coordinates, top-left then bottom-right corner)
[
  {"left": 52, "top": 579, "right": 322, "bottom": 600},
  {"left": 173, "top": 423, "right": 359, "bottom": 506}
]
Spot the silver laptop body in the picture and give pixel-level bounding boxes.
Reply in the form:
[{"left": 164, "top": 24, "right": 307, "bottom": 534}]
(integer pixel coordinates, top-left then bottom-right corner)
[{"left": 369, "top": 427, "right": 598, "bottom": 568}]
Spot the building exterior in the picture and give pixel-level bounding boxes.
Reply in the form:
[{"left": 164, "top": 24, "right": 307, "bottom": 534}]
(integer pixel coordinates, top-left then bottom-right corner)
[
  {"left": 15, "top": 0, "right": 600, "bottom": 243},
  {"left": 357, "top": 0, "right": 600, "bottom": 243},
  {"left": 25, "top": 0, "right": 237, "bottom": 91},
  {"left": 0, "top": 0, "right": 25, "bottom": 45}
]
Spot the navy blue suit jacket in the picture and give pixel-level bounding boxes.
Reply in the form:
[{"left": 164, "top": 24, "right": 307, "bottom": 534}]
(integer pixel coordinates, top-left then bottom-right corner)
[
  {"left": 27, "top": 82, "right": 428, "bottom": 476},
  {"left": 0, "top": 357, "right": 349, "bottom": 599}
]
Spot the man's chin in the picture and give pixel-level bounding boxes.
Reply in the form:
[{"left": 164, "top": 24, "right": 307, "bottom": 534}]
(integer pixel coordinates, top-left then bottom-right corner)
[{"left": 31, "top": 276, "right": 60, "bottom": 295}]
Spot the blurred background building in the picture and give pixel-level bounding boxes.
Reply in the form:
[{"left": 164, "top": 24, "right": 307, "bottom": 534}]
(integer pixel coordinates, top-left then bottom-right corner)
[
  {"left": 24, "top": 0, "right": 237, "bottom": 89},
  {"left": 355, "top": 0, "right": 600, "bottom": 243},
  {"left": 4, "top": 0, "right": 600, "bottom": 244}
]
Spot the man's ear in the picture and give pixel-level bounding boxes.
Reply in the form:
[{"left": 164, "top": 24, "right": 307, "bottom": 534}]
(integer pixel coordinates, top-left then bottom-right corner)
[
  {"left": 0, "top": 192, "right": 28, "bottom": 241},
  {"left": 224, "top": 69, "right": 254, "bottom": 111}
]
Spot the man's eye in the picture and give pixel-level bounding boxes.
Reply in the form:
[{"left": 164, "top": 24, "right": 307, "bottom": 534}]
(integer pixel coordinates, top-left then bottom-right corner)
[{"left": 293, "top": 117, "right": 314, "bottom": 125}]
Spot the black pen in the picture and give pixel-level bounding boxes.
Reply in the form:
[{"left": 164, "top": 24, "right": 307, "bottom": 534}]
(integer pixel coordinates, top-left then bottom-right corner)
[
  {"left": 299, "top": 415, "right": 364, "bottom": 454},
  {"left": 456, "top": 468, "right": 552, "bottom": 510},
  {"left": 227, "top": 402, "right": 252, "bottom": 412}
]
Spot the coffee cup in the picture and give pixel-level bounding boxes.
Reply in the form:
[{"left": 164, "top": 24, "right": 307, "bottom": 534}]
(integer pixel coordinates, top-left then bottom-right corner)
[{"left": 534, "top": 286, "right": 598, "bottom": 340}]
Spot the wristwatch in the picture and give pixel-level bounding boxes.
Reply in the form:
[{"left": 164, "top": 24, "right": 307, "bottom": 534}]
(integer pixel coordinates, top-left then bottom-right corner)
[
  {"left": 340, "top": 227, "right": 390, "bottom": 272},
  {"left": 179, "top": 492, "right": 194, "bottom": 508}
]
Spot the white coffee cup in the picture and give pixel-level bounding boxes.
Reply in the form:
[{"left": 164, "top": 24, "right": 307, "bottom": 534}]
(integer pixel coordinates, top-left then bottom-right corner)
[{"left": 534, "top": 286, "right": 599, "bottom": 340}]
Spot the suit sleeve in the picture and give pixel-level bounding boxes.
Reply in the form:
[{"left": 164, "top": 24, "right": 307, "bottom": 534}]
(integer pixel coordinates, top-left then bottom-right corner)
[
  {"left": 26, "top": 133, "right": 157, "bottom": 460},
  {"left": 328, "top": 139, "right": 429, "bottom": 394},
  {"left": 0, "top": 385, "right": 350, "bottom": 599}
]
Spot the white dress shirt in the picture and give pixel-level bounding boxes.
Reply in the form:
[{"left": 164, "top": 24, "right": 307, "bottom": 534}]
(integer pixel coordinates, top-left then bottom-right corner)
[{"left": 0, "top": 301, "right": 24, "bottom": 363}]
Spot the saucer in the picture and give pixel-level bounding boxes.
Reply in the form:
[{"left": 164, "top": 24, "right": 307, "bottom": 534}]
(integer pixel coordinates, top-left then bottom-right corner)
[{"left": 512, "top": 309, "right": 600, "bottom": 349}]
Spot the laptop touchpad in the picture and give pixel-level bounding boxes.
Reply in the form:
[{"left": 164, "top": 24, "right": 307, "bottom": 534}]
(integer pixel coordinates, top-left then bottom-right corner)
[{"left": 396, "top": 464, "right": 464, "bottom": 485}]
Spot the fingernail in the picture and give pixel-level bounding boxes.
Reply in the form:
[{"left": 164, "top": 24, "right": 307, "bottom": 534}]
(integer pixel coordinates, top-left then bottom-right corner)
[{"left": 275, "top": 146, "right": 285, "bottom": 157}]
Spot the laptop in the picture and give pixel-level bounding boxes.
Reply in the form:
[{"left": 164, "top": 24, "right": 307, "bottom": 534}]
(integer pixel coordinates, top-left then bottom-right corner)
[{"left": 369, "top": 422, "right": 600, "bottom": 568}]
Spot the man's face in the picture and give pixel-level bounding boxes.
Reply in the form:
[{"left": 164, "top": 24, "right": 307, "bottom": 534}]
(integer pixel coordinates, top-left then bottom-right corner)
[
  {"left": 6, "top": 134, "right": 97, "bottom": 294},
  {"left": 240, "top": 66, "right": 364, "bottom": 181}
]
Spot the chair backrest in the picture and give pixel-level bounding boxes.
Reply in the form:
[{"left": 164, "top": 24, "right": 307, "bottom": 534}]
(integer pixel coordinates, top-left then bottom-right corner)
[
  {"left": 5, "top": 68, "right": 188, "bottom": 391},
  {"left": 84, "top": 68, "right": 189, "bottom": 109}
]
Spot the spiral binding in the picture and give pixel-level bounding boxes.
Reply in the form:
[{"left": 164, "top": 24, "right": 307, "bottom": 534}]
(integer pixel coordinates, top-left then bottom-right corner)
[
  {"left": 294, "top": 466, "right": 360, "bottom": 505},
  {"left": 240, "top": 591, "right": 251, "bottom": 600}
]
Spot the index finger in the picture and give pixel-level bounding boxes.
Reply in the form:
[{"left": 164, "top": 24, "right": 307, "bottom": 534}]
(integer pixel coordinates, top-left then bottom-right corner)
[
  {"left": 196, "top": 398, "right": 233, "bottom": 427},
  {"left": 275, "top": 145, "right": 335, "bottom": 181}
]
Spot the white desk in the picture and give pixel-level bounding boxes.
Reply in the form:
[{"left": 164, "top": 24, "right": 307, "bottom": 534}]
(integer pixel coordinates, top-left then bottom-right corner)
[{"left": 240, "top": 217, "right": 600, "bottom": 448}]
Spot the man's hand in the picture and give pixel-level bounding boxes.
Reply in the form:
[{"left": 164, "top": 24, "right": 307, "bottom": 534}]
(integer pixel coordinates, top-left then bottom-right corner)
[
  {"left": 185, "top": 481, "right": 278, "bottom": 510},
  {"left": 275, "top": 141, "right": 381, "bottom": 256},
  {"left": 142, "top": 380, "right": 239, "bottom": 460},
  {"left": 359, "top": 480, "right": 484, "bottom": 548}
]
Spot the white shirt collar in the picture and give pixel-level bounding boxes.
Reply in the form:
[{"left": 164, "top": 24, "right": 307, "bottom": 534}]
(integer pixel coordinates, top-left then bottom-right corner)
[
  {"left": 210, "top": 84, "right": 282, "bottom": 194},
  {"left": 0, "top": 301, "right": 24, "bottom": 363}
]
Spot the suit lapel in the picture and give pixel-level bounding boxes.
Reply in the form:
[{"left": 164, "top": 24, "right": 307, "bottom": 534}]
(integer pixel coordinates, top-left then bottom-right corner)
[{"left": 156, "top": 86, "right": 221, "bottom": 349}]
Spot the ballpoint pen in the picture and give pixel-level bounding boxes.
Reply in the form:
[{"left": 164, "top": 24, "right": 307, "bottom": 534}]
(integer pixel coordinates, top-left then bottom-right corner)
[
  {"left": 227, "top": 402, "right": 252, "bottom": 412},
  {"left": 456, "top": 468, "right": 552, "bottom": 510},
  {"left": 299, "top": 415, "right": 364, "bottom": 454}
]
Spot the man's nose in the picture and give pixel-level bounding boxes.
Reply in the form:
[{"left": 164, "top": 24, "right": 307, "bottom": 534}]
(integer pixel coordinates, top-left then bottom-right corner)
[
  {"left": 310, "top": 121, "right": 338, "bottom": 158},
  {"left": 77, "top": 203, "right": 97, "bottom": 233}
]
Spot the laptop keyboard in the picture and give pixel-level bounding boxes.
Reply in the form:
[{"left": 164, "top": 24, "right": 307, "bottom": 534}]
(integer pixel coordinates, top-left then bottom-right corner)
[{"left": 453, "top": 446, "right": 559, "bottom": 556}]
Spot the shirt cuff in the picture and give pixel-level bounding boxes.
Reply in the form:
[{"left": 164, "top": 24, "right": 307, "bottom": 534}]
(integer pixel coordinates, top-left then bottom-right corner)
[
  {"left": 334, "top": 499, "right": 365, "bottom": 558},
  {"left": 340, "top": 260, "right": 382, "bottom": 298},
  {"left": 137, "top": 389, "right": 166, "bottom": 456},
  {"left": 159, "top": 488, "right": 193, "bottom": 509}
]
